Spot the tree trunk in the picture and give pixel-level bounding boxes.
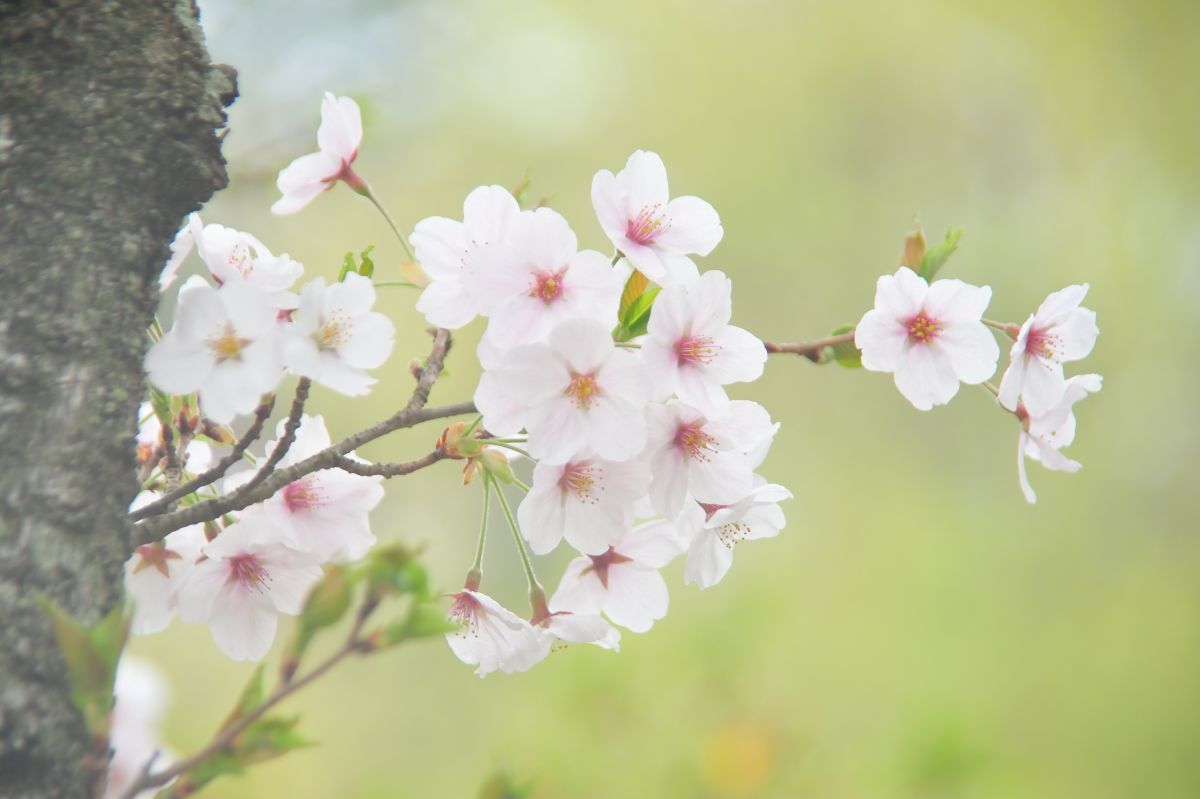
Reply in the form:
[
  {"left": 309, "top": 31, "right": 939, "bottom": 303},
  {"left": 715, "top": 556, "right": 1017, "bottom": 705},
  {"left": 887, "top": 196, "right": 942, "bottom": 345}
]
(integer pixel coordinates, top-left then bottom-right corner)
[{"left": 0, "top": 1, "right": 234, "bottom": 795}]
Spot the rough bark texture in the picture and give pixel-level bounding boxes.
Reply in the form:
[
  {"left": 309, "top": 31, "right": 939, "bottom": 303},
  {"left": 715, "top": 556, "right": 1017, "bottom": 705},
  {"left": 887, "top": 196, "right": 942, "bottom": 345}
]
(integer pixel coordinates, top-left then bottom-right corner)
[{"left": 0, "top": 1, "right": 235, "bottom": 796}]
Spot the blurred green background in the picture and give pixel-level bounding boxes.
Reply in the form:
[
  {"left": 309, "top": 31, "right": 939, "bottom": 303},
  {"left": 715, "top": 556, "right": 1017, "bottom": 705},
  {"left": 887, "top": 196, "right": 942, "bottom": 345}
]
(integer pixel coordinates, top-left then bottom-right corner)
[{"left": 130, "top": 0, "right": 1200, "bottom": 796}]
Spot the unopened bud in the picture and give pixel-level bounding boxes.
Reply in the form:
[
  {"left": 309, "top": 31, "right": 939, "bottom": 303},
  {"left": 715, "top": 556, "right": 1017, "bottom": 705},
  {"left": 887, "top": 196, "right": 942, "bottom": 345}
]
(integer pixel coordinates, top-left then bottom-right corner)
[
  {"left": 437, "top": 422, "right": 484, "bottom": 460},
  {"left": 901, "top": 224, "right": 926, "bottom": 269},
  {"left": 477, "top": 448, "right": 514, "bottom": 484}
]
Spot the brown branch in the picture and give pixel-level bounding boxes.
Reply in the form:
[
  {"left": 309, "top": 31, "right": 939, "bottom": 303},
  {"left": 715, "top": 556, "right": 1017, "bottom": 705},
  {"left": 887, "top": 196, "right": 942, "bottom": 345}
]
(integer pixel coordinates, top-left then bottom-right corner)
[
  {"left": 763, "top": 331, "right": 857, "bottom": 363},
  {"left": 333, "top": 451, "right": 444, "bottom": 478},
  {"left": 132, "top": 330, "right": 466, "bottom": 544},
  {"left": 234, "top": 377, "right": 310, "bottom": 497},
  {"left": 129, "top": 396, "right": 276, "bottom": 522}
]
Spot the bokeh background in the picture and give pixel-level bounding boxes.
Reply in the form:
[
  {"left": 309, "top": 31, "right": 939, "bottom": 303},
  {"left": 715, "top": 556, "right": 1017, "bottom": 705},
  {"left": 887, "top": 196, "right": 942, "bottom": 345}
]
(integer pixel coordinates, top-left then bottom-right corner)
[{"left": 129, "top": 0, "right": 1200, "bottom": 796}]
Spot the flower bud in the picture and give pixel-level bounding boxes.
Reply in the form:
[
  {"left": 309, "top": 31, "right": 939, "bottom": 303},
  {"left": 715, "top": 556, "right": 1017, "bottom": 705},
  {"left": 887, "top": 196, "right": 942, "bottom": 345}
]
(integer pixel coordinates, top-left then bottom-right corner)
[{"left": 901, "top": 224, "right": 926, "bottom": 269}]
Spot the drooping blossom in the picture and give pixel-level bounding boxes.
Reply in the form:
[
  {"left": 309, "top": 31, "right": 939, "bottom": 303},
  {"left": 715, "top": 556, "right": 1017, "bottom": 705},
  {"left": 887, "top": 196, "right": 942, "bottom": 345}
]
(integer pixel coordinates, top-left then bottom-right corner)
[
  {"left": 105, "top": 657, "right": 173, "bottom": 799},
  {"left": 550, "top": 519, "right": 687, "bottom": 633},
  {"left": 517, "top": 453, "right": 649, "bottom": 555},
  {"left": 177, "top": 518, "right": 322, "bottom": 662},
  {"left": 144, "top": 277, "right": 285, "bottom": 424},
  {"left": 998, "top": 284, "right": 1099, "bottom": 416},
  {"left": 475, "top": 317, "right": 651, "bottom": 464},
  {"left": 271, "top": 92, "right": 366, "bottom": 215},
  {"left": 643, "top": 399, "right": 777, "bottom": 516},
  {"left": 124, "top": 518, "right": 206, "bottom": 635},
  {"left": 410, "top": 185, "right": 522, "bottom": 328},
  {"left": 233, "top": 414, "right": 384, "bottom": 562},
  {"left": 445, "top": 589, "right": 550, "bottom": 677},
  {"left": 471, "top": 207, "right": 620, "bottom": 356},
  {"left": 282, "top": 273, "right": 395, "bottom": 396},
  {"left": 533, "top": 611, "right": 621, "bottom": 652},
  {"left": 1015, "top": 373, "right": 1102, "bottom": 504},
  {"left": 855, "top": 266, "right": 999, "bottom": 411},
  {"left": 678, "top": 478, "right": 791, "bottom": 589},
  {"left": 641, "top": 269, "right": 766, "bottom": 414},
  {"left": 591, "top": 150, "right": 723, "bottom": 285}
]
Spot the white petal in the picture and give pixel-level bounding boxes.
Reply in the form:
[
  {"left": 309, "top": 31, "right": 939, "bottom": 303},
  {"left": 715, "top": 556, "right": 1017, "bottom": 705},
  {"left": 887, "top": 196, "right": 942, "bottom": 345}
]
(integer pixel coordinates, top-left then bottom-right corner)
[{"left": 656, "top": 195, "right": 723, "bottom": 256}]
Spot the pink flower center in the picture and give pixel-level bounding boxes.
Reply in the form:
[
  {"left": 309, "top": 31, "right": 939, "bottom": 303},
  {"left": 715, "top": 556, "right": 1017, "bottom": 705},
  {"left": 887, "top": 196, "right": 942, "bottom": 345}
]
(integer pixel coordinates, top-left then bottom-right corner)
[
  {"left": 448, "top": 592, "right": 482, "bottom": 635},
  {"left": 698, "top": 501, "right": 728, "bottom": 521},
  {"left": 905, "top": 311, "right": 942, "bottom": 344},
  {"left": 625, "top": 204, "right": 668, "bottom": 246},
  {"left": 585, "top": 547, "right": 635, "bottom": 589},
  {"left": 1024, "top": 326, "right": 1060, "bottom": 361},
  {"left": 529, "top": 269, "right": 567, "bottom": 305},
  {"left": 564, "top": 371, "right": 601, "bottom": 409},
  {"left": 227, "top": 552, "right": 270, "bottom": 590},
  {"left": 207, "top": 323, "right": 250, "bottom": 362},
  {"left": 282, "top": 477, "right": 322, "bottom": 513},
  {"left": 559, "top": 462, "right": 601, "bottom": 504},
  {"left": 674, "top": 335, "right": 718, "bottom": 367},
  {"left": 673, "top": 421, "right": 716, "bottom": 462}
]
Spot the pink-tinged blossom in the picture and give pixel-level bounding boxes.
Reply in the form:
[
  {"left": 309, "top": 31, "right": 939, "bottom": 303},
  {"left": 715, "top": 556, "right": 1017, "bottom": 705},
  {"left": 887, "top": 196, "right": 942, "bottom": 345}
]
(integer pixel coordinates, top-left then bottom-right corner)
[
  {"left": 124, "top": 520, "right": 206, "bottom": 636},
  {"left": 410, "top": 185, "right": 521, "bottom": 328},
  {"left": 144, "top": 277, "right": 285, "bottom": 424},
  {"left": 474, "top": 318, "right": 651, "bottom": 464},
  {"left": 517, "top": 453, "right": 649, "bottom": 556},
  {"left": 1016, "top": 373, "right": 1102, "bottom": 504},
  {"left": 445, "top": 589, "right": 550, "bottom": 677},
  {"left": 271, "top": 92, "right": 365, "bottom": 215},
  {"left": 177, "top": 519, "right": 322, "bottom": 662},
  {"left": 644, "top": 399, "right": 777, "bottom": 517},
  {"left": 282, "top": 273, "right": 395, "bottom": 396},
  {"left": 679, "top": 479, "right": 792, "bottom": 589},
  {"left": 591, "top": 150, "right": 723, "bottom": 285},
  {"left": 237, "top": 415, "right": 384, "bottom": 562},
  {"left": 998, "top": 284, "right": 1099, "bottom": 416},
  {"left": 641, "top": 270, "right": 766, "bottom": 414},
  {"left": 105, "top": 657, "right": 173, "bottom": 799},
  {"left": 161, "top": 214, "right": 303, "bottom": 303},
  {"left": 472, "top": 207, "right": 621, "bottom": 355},
  {"left": 550, "top": 519, "right": 687, "bottom": 633},
  {"left": 855, "top": 266, "right": 999, "bottom": 411}
]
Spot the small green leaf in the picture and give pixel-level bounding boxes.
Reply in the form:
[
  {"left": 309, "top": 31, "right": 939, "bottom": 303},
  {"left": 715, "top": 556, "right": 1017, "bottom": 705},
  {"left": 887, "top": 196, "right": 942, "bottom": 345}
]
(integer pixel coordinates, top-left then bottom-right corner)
[
  {"left": 824, "top": 324, "right": 862, "bottom": 368},
  {"left": 184, "top": 716, "right": 314, "bottom": 792},
  {"left": 617, "top": 286, "right": 660, "bottom": 341},
  {"left": 363, "top": 543, "right": 429, "bottom": 601},
  {"left": 617, "top": 270, "right": 650, "bottom": 321},
  {"left": 917, "top": 228, "right": 963, "bottom": 281},
  {"left": 338, "top": 252, "right": 355, "bottom": 282},
  {"left": 35, "top": 595, "right": 129, "bottom": 735},
  {"left": 358, "top": 245, "right": 375, "bottom": 278}
]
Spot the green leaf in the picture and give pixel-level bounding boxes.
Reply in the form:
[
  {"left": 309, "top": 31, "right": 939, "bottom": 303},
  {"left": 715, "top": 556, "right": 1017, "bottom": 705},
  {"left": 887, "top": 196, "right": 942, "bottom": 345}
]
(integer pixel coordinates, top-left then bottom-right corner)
[
  {"left": 363, "top": 543, "right": 429, "bottom": 601},
  {"left": 823, "top": 324, "right": 862, "bottom": 368},
  {"left": 358, "top": 245, "right": 375, "bottom": 278},
  {"left": 917, "top": 228, "right": 962, "bottom": 281},
  {"left": 338, "top": 252, "right": 355, "bottom": 282},
  {"left": 617, "top": 269, "right": 650, "bottom": 321},
  {"left": 184, "top": 716, "right": 314, "bottom": 793},
  {"left": 35, "top": 595, "right": 129, "bottom": 735},
  {"left": 618, "top": 286, "right": 661, "bottom": 341},
  {"left": 284, "top": 566, "right": 356, "bottom": 675}
]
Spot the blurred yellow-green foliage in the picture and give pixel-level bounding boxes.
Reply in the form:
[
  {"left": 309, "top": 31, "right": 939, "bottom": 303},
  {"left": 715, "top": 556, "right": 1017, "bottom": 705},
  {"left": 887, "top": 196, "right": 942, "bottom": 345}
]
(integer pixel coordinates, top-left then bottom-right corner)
[{"left": 130, "top": 0, "right": 1200, "bottom": 796}]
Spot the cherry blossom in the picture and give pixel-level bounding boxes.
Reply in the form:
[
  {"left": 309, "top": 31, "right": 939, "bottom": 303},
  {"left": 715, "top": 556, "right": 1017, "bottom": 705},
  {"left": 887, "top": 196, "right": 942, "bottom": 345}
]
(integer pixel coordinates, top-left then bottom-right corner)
[
  {"left": 411, "top": 185, "right": 522, "bottom": 328},
  {"left": 679, "top": 479, "right": 792, "bottom": 589},
  {"left": 474, "top": 317, "right": 650, "bottom": 464},
  {"left": 144, "top": 277, "right": 285, "bottom": 424},
  {"left": 235, "top": 414, "right": 384, "bottom": 562},
  {"left": 517, "top": 453, "right": 649, "bottom": 556},
  {"left": 591, "top": 150, "right": 723, "bottom": 285},
  {"left": 282, "top": 273, "right": 395, "bottom": 396},
  {"left": 1016, "top": 373, "right": 1102, "bottom": 504},
  {"left": 550, "top": 519, "right": 687, "bottom": 633},
  {"left": 271, "top": 92, "right": 365, "bottom": 215},
  {"left": 106, "top": 657, "right": 173, "bottom": 799},
  {"left": 124, "top": 520, "right": 206, "bottom": 635},
  {"left": 445, "top": 589, "right": 550, "bottom": 677},
  {"left": 533, "top": 611, "right": 621, "bottom": 652},
  {"left": 471, "top": 207, "right": 620, "bottom": 356},
  {"left": 641, "top": 269, "right": 766, "bottom": 414},
  {"left": 644, "top": 399, "right": 777, "bottom": 516},
  {"left": 177, "top": 518, "right": 322, "bottom": 662},
  {"left": 855, "top": 266, "right": 999, "bottom": 411},
  {"left": 998, "top": 284, "right": 1099, "bottom": 416}
]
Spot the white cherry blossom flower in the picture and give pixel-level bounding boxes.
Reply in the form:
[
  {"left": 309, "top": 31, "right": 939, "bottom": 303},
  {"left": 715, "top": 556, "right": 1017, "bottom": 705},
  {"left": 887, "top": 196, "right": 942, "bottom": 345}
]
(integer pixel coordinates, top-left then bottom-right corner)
[
  {"left": 549, "top": 519, "right": 687, "bottom": 633},
  {"left": 533, "top": 611, "right": 621, "bottom": 652},
  {"left": 591, "top": 150, "right": 723, "bottom": 285},
  {"left": 160, "top": 214, "right": 304, "bottom": 304},
  {"left": 145, "top": 277, "right": 285, "bottom": 424},
  {"left": 855, "top": 266, "right": 999, "bottom": 411},
  {"left": 177, "top": 518, "right": 322, "bottom": 662},
  {"left": 472, "top": 207, "right": 620, "bottom": 355},
  {"left": 641, "top": 269, "right": 766, "bottom": 414},
  {"left": 1016, "top": 373, "right": 1102, "bottom": 504},
  {"left": 234, "top": 414, "right": 384, "bottom": 562},
  {"left": 644, "top": 399, "right": 777, "bottom": 516},
  {"left": 106, "top": 657, "right": 173, "bottom": 799},
  {"left": 445, "top": 589, "right": 550, "bottom": 677},
  {"left": 474, "top": 317, "right": 650, "bottom": 464},
  {"left": 282, "top": 273, "right": 395, "bottom": 396},
  {"left": 124, "top": 521, "right": 206, "bottom": 635},
  {"left": 998, "top": 284, "right": 1099, "bottom": 416},
  {"left": 272, "top": 92, "right": 365, "bottom": 215},
  {"left": 411, "top": 185, "right": 521, "bottom": 328},
  {"left": 517, "top": 453, "right": 649, "bottom": 556},
  {"left": 679, "top": 479, "right": 791, "bottom": 589}
]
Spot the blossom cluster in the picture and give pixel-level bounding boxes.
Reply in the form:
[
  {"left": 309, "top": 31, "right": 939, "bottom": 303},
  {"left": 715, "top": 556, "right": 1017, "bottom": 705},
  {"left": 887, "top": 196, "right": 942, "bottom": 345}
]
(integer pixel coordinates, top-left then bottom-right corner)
[{"left": 409, "top": 151, "right": 790, "bottom": 676}]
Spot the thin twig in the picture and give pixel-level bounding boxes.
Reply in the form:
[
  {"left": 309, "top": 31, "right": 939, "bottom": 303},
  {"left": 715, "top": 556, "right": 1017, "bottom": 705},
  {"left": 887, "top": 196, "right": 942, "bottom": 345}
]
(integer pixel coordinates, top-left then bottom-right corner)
[
  {"left": 234, "top": 378, "right": 311, "bottom": 497},
  {"left": 333, "top": 451, "right": 444, "bottom": 478},
  {"left": 763, "top": 331, "right": 857, "bottom": 363},
  {"left": 133, "top": 331, "right": 464, "bottom": 544},
  {"left": 129, "top": 397, "right": 276, "bottom": 522}
]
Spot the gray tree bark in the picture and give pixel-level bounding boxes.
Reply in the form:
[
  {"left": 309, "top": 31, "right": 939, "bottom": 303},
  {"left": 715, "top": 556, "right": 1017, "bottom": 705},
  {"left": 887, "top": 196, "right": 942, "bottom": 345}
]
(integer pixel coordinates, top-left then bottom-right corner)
[{"left": 0, "top": 1, "right": 234, "bottom": 795}]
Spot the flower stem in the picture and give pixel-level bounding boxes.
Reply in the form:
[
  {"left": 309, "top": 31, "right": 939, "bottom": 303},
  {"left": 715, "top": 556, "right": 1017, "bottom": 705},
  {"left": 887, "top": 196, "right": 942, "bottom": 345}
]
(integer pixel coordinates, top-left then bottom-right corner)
[
  {"left": 486, "top": 440, "right": 533, "bottom": 459},
  {"left": 511, "top": 477, "right": 530, "bottom": 493},
  {"left": 362, "top": 184, "right": 416, "bottom": 262},
  {"left": 471, "top": 481, "right": 491, "bottom": 575},
  {"left": 763, "top": 331, "right": 856, "bottom": 363},
  {"left": 372, "top": 280, "right": 419, "bottom": 289},
  {"left": 488, "top": 473, "right": 542, "bottom": 595},
  {"left": 982, "top": 318, "right": 1020, "bottom": 339}
]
